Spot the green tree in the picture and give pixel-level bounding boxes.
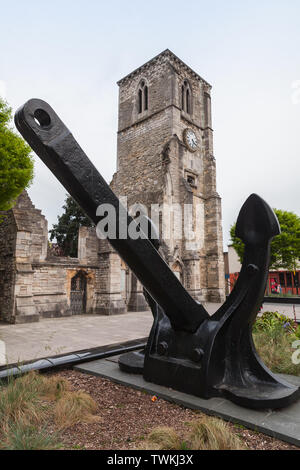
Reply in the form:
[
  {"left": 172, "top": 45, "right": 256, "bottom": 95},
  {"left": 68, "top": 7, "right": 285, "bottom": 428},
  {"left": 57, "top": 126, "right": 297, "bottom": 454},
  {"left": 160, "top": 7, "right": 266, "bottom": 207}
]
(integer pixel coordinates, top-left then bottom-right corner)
[
  {"left": 0, "top": 98, "right": 34, "bottom": 210},
  {"left": 49, "top": 195, "right": 94, "bottom": 257},
  {"left": 230, "top": 209, "right": 300, "bottom": 271}
]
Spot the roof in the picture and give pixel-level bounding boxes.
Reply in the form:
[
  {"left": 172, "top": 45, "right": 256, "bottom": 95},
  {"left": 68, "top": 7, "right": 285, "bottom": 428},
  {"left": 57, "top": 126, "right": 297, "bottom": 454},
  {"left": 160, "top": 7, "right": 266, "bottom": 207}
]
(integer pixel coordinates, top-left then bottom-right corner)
[{"left": 117, "top": 49, "right": 211, "bottom": 87}]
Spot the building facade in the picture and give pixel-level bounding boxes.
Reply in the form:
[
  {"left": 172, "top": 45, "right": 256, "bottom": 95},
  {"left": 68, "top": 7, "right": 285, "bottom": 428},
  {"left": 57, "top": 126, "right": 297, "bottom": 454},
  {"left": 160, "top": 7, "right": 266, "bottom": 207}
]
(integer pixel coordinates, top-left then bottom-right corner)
[
  {"left": 111, "top": 49, "right": 225, "bottom": 308},
  {"left": 0, "top": 50, "right": 225, "bottom": 323},
  {"left": 225, "top": 245, "right": 300, "bottom": 296}
]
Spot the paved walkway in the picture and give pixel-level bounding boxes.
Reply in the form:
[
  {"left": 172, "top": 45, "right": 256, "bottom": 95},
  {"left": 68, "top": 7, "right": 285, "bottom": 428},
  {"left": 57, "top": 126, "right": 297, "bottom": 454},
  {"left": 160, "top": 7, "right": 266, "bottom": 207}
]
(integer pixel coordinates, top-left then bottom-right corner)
[
  {"left": 0, "top": 312, "right": 153, "bottom": 365},
  {"left": 206, "top": 302, "right": 300, "bottom": 319},
  {"left": 0, "top": 301, "right": 299, "bottom": 366}
]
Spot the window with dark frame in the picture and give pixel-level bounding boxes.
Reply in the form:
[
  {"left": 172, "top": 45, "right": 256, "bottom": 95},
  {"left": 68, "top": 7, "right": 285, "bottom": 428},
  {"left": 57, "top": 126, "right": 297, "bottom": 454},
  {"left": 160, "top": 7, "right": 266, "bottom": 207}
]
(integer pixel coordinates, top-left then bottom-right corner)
[
  {"left": 187, "top": 174, "right": 196, "bottom": 186},
  {"left": 144, "top": 85, "right": 148, "bottom": 110},
  {"left": 138, "top": 89, "right": 143, "bottom": 114},
  {"left": 186, "top": 89, "right": 190, "bottom": 113},
  {"left": 138, "top": 80, "right": 148, "bottom": 114},
  {"left": 181, "top": 80, "right": 192, "bottom": 114}
]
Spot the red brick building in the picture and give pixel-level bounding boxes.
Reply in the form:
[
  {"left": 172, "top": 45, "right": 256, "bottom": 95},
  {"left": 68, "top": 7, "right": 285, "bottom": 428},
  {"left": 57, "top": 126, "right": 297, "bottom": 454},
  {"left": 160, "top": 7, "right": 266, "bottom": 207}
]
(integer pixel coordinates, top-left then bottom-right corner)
[{"left": 224, "top": 246, "right": 300, "bottom": 296}]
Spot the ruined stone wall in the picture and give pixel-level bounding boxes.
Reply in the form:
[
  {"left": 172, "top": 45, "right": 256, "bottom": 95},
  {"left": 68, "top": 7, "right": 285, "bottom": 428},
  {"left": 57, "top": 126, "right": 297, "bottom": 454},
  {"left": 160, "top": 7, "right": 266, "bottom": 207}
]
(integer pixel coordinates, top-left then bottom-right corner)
[
  {"left": 78, "top": 227, "right": 98, "bottom": 265},
  {"left": 0, "top": 192, "right": 104, "bottom": 323},
  {"left": 13, "top": 191, "right": 48, "bottom": 263},
  {"left": 11, "top": 192, "right": 48, "bottom": 322},
  {"left": 0, "top": 212, "right": 17, "bottom": 322},
  {"left": 32, "top": 260, "right": 72, "bottom": 318}
]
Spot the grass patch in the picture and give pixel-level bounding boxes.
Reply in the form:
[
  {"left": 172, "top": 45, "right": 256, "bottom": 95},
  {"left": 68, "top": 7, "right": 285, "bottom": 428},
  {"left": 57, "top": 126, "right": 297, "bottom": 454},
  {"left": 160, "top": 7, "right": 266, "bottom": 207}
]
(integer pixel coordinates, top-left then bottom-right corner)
[
  {"left": 187, "top": 417, "right": 245, "bottom": 450},
  {"left": 0, "top": 371, "right": 100, "bottom": 450},
  {"left": 0, "top": 374, "right": 42, "bottom": 429},
  {"left": 139, "top": 416, "right": 246, "bottom": 450},
  {"left": 1, "top": 424, "right": 61, "bottom": 450},
  {"left": 13, "top": 371, "right": 70, "bottom": 401},
  {"left": 54, "top": 390, "right": 101, "bottom": 429},
  {"left": 140, "top": 426, "right": 182, "bottom": 450}
]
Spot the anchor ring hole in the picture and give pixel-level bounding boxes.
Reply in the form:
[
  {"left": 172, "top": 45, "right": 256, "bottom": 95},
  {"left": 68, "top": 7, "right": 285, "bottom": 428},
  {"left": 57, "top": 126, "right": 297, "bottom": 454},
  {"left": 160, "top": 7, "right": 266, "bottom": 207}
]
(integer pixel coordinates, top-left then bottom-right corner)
[{"left": 34, "top": 109, "right": 51, "bottom": 128}]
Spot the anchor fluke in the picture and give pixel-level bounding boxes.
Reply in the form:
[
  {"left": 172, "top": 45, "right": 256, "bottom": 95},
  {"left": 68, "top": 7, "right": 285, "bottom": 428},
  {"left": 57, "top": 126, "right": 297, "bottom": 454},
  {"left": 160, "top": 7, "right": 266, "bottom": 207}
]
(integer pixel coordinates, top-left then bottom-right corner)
[{"left": 236, "top": 193, "right": 280, "bottom": 245}]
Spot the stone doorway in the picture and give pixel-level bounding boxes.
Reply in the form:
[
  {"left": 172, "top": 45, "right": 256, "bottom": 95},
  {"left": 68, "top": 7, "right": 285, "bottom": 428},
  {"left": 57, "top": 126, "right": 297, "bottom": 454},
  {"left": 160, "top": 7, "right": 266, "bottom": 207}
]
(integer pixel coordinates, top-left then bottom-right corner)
[{"left": 70, "top": 271, "right": 87, "bottom": 315}]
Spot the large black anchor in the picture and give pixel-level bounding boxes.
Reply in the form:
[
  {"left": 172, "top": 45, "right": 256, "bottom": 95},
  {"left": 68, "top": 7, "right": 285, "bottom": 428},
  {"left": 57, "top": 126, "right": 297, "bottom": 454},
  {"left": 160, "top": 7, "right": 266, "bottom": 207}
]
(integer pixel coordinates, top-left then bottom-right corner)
[{"left": 15, "top": 99, "right": 300, "bottom": 410}]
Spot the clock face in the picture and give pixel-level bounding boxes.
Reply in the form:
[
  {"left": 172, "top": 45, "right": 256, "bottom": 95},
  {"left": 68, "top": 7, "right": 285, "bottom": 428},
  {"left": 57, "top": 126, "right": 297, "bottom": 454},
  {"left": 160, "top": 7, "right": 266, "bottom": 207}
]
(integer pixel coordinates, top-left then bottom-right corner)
[{"left": 184, "top": 128, "right": 198, "bottom": 152}]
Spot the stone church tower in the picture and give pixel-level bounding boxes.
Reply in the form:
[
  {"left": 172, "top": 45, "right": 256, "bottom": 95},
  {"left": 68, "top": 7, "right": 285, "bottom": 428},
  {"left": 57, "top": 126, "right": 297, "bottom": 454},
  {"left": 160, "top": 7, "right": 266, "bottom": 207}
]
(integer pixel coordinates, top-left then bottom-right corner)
[{"left": 111, "top": 49, "right": 225, "bottom": 305}]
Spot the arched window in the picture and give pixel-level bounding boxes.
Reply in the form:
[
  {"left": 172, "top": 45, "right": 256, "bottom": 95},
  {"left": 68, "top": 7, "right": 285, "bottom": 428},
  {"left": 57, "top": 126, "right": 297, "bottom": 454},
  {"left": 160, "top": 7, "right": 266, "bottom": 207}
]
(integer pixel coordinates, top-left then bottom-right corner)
[
  {"left": 138, "top": 89, "right": 143, "bottom": 114},
  {"left": 181, "top": 80, "right": 192, "bottom": 114},
  {"left": 186, "top": 88, "right": 190, "bottom": 114},
  {"left": 138, "top": 80, "right": 148, "bottom": 114},
  {"left": 144, "top": 85, "right": 148, "bottom": 111}
]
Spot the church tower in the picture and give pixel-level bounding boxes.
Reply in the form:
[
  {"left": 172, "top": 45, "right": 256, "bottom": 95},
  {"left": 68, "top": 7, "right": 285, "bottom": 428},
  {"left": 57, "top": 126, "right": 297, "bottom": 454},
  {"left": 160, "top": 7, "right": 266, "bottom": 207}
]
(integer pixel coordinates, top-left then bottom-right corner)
[{"left": 111, "top": 49, "right": 225, "bottom": 304}]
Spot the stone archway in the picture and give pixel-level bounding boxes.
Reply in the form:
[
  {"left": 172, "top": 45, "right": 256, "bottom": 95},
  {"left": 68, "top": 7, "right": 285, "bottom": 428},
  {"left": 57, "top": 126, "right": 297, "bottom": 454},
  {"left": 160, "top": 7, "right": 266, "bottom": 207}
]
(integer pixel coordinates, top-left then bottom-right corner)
[{"left": 70, "top": 271, "right": 87, "bottom": 315}]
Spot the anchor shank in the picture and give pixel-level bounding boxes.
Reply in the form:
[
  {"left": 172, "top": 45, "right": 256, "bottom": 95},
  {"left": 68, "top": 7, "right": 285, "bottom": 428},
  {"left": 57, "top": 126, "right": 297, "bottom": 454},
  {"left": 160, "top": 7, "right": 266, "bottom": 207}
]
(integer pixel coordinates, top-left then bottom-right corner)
[{"left": 15, "top": 99, "right": 209, "bottom": 332}]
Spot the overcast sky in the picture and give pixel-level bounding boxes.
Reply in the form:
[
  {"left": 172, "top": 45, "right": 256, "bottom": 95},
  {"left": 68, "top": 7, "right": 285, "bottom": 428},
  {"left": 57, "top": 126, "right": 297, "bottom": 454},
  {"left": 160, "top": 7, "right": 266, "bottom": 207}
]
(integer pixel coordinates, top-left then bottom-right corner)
[{"left": 1, "top": 0, "right": 299, "bottom": 247}]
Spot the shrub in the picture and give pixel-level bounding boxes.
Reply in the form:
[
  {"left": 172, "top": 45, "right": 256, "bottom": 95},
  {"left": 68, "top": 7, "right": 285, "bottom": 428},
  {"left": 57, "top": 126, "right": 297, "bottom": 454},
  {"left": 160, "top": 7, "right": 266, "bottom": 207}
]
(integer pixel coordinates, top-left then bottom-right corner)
[
  {"left": 294, "top": 325, "right": 300, "bottom": 340},
  {"left": 139, "top": 416, "right": 246, "bottom": 450},
  {"left": 54, "top": 390, "right": 101, "bottom": 429},
  {"left": 140, "top": 426, "right": 182, "bottom": 450},
  {"left": 253, "top": 311, "right": 294, "bottom": 334},
  {"left": 187, "top": 417, "right": 246, "bottom": 450},
  {"left": 253, "top": 330, "right": 300, "bottom": 376},
  {"left": 253, "top": 313, "right": 300, "bottom": 376},
  {"left": 0, "top": 374, "right": 42, "bottom": 429}
]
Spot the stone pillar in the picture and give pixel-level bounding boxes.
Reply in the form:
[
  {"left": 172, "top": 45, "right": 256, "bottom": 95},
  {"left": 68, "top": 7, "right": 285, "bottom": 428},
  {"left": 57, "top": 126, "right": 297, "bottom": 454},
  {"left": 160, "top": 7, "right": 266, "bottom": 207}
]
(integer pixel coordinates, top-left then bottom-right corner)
[
  {"left": 202, "top": 90, "right": 225, "bottom": 303},
  {"left": 95, "top": 239, "right": 126, "bottom": 315},
  {"left": 204, "top": 194, "right": 225, "bottom": 302},
  {"left": 183, "top": 253, "right": 204, "bottom": 302},
  {"left": 127, "top": 273, "right": 149, "bottom": 312}
]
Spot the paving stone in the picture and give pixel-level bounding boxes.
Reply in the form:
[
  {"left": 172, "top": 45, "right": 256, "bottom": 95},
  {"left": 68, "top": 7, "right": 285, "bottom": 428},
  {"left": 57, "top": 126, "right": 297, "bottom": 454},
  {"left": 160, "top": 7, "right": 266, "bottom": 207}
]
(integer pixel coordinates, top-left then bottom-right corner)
[{"left": 0, "top": 312, "right": 152, "bottom": 364}]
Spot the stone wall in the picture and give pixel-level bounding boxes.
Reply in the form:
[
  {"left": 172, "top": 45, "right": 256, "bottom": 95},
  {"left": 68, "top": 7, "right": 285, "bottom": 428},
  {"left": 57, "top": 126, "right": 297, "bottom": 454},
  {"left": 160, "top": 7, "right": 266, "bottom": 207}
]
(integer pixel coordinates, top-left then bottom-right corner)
[
  {"left": 78, "top": 226, "right": 98, "bottom": 265},
  {"left": 0, "top": 211, "right": 17, "bottom": 323}
]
